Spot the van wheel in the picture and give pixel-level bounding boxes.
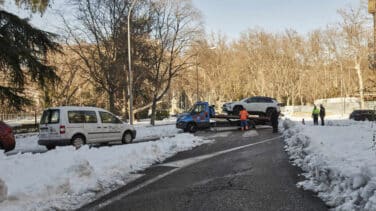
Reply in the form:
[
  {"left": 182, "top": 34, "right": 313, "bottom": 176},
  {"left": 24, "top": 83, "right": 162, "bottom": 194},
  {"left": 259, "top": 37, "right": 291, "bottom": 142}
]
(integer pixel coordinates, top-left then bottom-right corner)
[
  {"left": 46, "top": 145, "right": 56, "bottom": 150},
  {"left": 122, "top": 131, "right": 133, "bottom": 144},
  {"left": 72, "top": 135, "right": 85, "bottom": 149}
]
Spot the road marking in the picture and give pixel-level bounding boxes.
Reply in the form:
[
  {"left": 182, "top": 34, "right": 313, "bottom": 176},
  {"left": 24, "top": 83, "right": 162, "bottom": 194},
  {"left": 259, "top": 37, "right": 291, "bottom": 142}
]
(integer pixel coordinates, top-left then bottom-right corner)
[{"left": 92, "top": 135, "right": 282, "bottom": 210}]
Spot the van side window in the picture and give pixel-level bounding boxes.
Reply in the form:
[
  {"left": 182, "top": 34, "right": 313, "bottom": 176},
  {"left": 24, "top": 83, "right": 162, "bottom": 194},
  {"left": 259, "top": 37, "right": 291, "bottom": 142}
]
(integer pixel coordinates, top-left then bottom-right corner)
[
  {"left": 68, "top": 111, "right": 85, "bottom": 123},
  {"left": 99, "top": 112, "right": 122, "bottom": 124},
  {"left": 85, "top": 111, "right": 98, "bottom": 123}
]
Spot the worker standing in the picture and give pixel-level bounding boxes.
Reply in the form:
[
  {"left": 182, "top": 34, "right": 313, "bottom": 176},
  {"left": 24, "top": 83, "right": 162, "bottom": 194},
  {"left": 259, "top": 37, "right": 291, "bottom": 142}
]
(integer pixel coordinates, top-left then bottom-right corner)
[
  {"left": 320, "top": 104, "right": 326, "bottom": 126},
  {"left": 312, "top": 105, "right": 320, "bottom": 125},
  {"left": 239, "top": 108, "right": 249, "bottom": 131},
  {"left": 270, "top": 109, "right": 279, "bottom": 133}
]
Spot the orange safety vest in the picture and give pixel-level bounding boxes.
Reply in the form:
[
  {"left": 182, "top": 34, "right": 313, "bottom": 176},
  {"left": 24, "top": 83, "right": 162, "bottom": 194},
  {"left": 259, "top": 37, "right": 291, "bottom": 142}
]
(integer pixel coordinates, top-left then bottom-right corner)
[{"left": 240, "top": 110, "right": 249, "bottom": 120}]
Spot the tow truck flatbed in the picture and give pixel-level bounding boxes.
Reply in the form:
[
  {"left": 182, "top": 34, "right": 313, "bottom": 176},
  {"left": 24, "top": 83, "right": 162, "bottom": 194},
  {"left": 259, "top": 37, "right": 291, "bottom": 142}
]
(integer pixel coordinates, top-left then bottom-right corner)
[{"left": 176, "top": 101, "right": 270, "bottom": 132}]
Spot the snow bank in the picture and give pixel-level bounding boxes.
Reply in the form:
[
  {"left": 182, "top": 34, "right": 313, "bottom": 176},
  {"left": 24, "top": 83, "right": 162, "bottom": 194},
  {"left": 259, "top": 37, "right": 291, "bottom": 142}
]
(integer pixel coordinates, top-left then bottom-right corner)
[
  {"left": 0, "top": 133, "right": 212, "bottom": 210},
  {"left": 6, "top": 134, "right": 47, "bottom": 155},
  {"left": 283, "top": 119, "right": 376, "bottom": 210},
  {"left": 6, "top": 123, "right": 181, "bottom": 155},
  {"left": 135, "top": 124, "right": 180, "bottom": 139},
  {"left": 0, "top": 178, "right": 7, "bottom": 203}
]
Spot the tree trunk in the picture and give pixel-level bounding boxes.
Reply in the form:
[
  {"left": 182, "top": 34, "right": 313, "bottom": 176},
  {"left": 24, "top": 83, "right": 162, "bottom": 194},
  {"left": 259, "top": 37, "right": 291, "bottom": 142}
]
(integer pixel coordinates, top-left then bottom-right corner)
[
  {"left": 150, "top": 96, "right": 157, "bottom": 126},
  {"left": 355, "top": 57, "right": 365, "bottom": 109},
  {"left": 108, "top": 90, "right": 115, "bottom": 113},
  {"left": 123, "top": 87, "right": 128, "bottom": 120}
]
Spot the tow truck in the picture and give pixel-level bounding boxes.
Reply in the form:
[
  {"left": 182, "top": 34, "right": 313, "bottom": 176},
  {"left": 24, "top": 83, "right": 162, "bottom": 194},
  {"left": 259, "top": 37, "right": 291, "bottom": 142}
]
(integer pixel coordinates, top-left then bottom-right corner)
[{"left": 176, "top": 101, "right": 270, "bottom": 133}]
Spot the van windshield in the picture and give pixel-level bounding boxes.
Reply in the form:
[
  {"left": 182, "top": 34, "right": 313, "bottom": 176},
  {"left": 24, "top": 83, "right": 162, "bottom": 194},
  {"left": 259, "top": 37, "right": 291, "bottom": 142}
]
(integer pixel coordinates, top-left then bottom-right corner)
[{"left": 40, "top": 109, "right": 60, "bottom": 124}]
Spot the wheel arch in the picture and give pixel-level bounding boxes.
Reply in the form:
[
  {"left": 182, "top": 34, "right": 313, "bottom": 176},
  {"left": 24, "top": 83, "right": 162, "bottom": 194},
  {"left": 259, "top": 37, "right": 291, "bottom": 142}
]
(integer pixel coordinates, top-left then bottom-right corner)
[
  {"left": 233, "top": 104, "right": 244, "bottom": 109},
  {"left": 123, "top": 130, "right": 134, "bottom": 139},
  {"left": 186, "top": 121, "right": 197, "bottom": 133},
  {"left": 232, "top": 105, "right": 244, "bottom": 115},
  {"left": 71, "top": 133, "right": 87, "bottom": 144},
  {"left": 266, "top": 107, "right": 276, "bottom": 111}
]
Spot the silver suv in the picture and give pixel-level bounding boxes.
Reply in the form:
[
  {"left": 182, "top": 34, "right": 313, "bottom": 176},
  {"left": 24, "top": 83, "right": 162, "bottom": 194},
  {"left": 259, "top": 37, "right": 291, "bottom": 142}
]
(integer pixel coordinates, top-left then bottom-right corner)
[{"left": 223, "top": 96, "right": 280, "bottom": 116}]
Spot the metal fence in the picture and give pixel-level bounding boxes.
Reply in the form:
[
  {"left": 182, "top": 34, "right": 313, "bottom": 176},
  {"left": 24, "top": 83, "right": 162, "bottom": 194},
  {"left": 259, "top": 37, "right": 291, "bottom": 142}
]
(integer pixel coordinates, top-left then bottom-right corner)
[
  {"left": 281, "top": 100, "right": 376, "bottom": 117},
  {"left": 1, "top": 112, "right": 41, "bottom": 134}
]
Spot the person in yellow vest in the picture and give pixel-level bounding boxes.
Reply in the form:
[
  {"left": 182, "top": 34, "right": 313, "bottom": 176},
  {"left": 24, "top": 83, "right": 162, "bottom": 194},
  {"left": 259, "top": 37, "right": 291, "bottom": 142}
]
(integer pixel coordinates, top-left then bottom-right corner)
[{"left": 312, "top": 105, "right": 320, "bottom": 125}]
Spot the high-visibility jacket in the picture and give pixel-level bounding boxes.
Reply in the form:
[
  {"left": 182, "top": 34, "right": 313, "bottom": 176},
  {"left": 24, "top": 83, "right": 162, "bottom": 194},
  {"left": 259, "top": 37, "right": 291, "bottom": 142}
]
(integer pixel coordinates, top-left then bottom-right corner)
[
  {"left": 240, "top": 110, "right": 249, "bottom": 120},
  {"left": 312, "top": 108, "right": 320, "bottom": 115}
]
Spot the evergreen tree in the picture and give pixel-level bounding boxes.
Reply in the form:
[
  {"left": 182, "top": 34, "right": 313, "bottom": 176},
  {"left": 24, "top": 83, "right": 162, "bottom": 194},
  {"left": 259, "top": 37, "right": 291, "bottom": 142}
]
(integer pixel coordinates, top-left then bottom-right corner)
[{"left": 0, "top": 0, "right": 60, "bottom": 110}]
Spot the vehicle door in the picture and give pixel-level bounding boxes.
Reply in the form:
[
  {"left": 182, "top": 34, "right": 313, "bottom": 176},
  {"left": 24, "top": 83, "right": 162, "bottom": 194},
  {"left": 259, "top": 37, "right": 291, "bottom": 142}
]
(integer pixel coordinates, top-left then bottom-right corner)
[
  {"left": 66, "top": 110, "right": 85, "bottom": 139},
  {"left": 99, "top": 111, "right": 123, "bottom": 141},
  {"left": 39, "top": 109, "right": 60, "bottom": 140},
  {"left": 82, "top": 110, "right": 103, "bottom": 143},
  {"left": 191, "top": 103, "right": 210, "bottom": 128},
  {"left": 244, "top": 97, "right": 259, "bottom": 113}
]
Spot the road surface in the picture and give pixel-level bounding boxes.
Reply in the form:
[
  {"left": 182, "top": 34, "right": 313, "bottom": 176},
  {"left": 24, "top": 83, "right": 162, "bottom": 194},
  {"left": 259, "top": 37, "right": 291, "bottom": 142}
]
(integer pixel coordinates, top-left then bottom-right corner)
[{"left": 79, "top": 127, "right": 328, "bottom": 211}]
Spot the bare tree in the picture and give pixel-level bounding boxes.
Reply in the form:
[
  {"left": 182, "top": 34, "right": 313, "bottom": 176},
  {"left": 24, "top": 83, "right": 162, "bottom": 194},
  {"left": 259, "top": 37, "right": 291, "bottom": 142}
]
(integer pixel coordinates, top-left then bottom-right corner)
[
  {"left": 145, "top": 0, "right": 202, "bottom": 125},
  {"left": 338, "top": 6, "right": 371, "bottom": 108}
]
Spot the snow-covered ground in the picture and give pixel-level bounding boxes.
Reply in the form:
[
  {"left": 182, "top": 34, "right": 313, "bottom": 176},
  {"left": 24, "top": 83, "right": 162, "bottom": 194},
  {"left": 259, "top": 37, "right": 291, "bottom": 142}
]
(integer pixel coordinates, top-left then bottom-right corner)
[
  {"left": 283, "top": 118, "right": 376, "bottom": 210},
  {"left": 0, "top": 121, "right": 213, "bottom": 210}
]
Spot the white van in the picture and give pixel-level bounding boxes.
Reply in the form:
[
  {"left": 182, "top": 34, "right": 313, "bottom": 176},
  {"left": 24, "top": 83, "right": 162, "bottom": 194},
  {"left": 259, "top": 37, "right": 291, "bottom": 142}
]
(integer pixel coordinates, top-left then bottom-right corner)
[{"left": 38, "top": 106, "right": 136, "bottom": 149}]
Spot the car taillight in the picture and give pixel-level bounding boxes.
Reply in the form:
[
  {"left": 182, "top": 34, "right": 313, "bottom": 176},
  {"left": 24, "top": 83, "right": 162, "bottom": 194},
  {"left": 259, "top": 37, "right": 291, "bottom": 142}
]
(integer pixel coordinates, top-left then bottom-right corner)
[{"left": 60, "top": 125, "right": 66, "bottom": 134}]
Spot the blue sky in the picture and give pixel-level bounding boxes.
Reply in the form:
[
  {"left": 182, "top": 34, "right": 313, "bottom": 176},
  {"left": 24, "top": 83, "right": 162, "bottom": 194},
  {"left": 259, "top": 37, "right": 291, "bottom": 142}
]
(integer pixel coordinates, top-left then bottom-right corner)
[
  {"left": 2, "top": 0, "right": 363, "bottom": 40},
  {"left": 192, "top": 0, "right": 361, "bottom": 39}
]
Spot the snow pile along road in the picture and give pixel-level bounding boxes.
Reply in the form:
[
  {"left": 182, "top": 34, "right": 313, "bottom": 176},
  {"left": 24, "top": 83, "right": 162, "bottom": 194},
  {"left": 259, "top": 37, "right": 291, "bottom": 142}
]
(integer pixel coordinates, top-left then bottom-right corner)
[
  {"left": 135, "top": 124, "right": 180, "bottom": 140},
  {"left": 6, "top": 123, "right": 181, "bottom": 155},
  {"left": 0, "top": 133, "right": 212, "bottom": 211},
  {"left": 283, "top": 119, "right": 376, "bottom": 210}
]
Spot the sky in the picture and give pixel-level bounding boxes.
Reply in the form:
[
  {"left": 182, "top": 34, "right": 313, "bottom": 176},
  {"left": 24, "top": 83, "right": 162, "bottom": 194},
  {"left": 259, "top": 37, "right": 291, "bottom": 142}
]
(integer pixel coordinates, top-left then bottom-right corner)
[
  {"left": 192, "top": 0, "right": 361, "bottom": 40},
  {"left": 2, "top": 0, "right": 363, "bottom": 40}
]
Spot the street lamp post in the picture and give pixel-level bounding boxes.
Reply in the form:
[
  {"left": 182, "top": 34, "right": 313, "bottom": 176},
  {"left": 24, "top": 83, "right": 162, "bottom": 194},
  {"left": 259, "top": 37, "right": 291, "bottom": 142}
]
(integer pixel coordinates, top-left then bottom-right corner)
[
  {"left": 369, "top": 0, "right": 376, "bottom": 69},
  {"left": 196, "top": 54, "right": 199, "bottom": 102},
  {"left": 127, "top": 0, "right": 137, "bottom": 125}
]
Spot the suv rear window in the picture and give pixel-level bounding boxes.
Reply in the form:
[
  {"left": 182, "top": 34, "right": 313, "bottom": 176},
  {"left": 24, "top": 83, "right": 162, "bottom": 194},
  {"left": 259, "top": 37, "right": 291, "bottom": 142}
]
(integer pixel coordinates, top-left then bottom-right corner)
[
  {"left": 263, "top": 97, "right": 273, "bottom": 103},
  {"left": 40, "top": 109, "right": 60, "bottom": 124}
]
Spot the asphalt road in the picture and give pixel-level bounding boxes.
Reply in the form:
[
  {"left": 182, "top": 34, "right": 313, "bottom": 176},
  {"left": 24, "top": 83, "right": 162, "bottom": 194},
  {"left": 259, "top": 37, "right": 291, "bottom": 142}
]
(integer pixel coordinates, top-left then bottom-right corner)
[{"left": 79, "top": 127, "right": 328, "bottom": 211}]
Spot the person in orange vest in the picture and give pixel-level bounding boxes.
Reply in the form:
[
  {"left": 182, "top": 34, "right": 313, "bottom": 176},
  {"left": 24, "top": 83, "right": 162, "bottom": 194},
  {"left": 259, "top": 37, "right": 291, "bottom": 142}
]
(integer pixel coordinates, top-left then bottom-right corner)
[{"left": 239, "top": 108, "right": 249, "bottom": 131}]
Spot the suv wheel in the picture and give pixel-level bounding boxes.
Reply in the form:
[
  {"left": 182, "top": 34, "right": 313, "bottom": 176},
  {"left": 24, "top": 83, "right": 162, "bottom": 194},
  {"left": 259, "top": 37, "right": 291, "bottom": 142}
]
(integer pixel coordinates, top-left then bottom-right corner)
[
  {"left": 233, "top": 106, "right": 242, "bottom": 115},
  {"left": 72, "top": 135, "right": 85, "bottom": 149},
  {"left": 122, "top": 131, "right": 133, "bottom": 144}
]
